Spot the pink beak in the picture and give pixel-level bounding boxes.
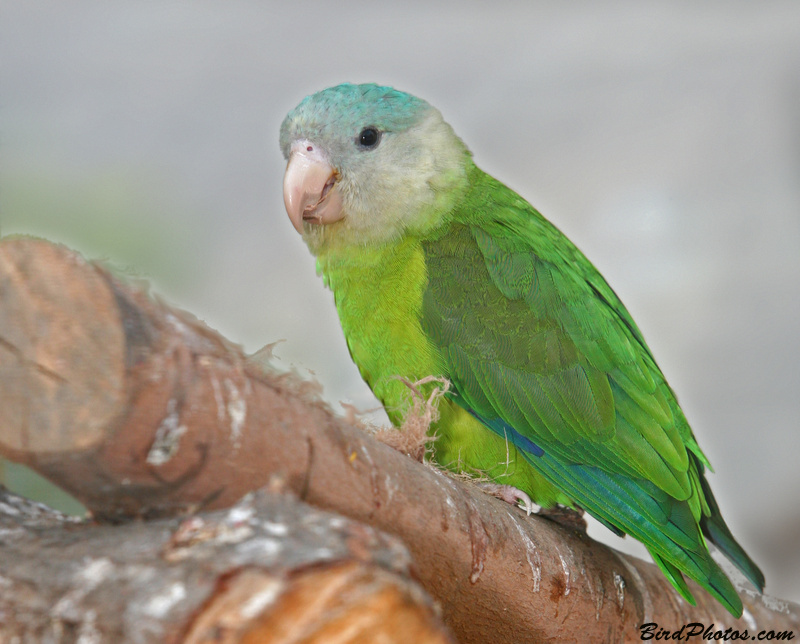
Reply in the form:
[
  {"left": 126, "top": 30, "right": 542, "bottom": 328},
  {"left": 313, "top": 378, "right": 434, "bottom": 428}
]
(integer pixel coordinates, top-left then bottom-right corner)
[{"left": 283, "top": 141, "right": 344, "bottom": 234}]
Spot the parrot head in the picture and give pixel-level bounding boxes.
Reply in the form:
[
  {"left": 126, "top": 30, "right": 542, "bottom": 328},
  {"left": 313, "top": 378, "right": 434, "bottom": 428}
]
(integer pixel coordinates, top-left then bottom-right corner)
[{"left": 279, "top": 83, "right": 470, "bottom": 251}]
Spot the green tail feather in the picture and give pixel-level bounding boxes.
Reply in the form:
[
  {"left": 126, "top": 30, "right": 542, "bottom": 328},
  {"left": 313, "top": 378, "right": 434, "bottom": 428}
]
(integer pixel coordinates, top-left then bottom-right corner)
[
  {"left": 650, "top": 548, "right": 743, "bottom": 617},
  {"left": 513, "top": 444, "right": 753, "bottom": 617},
  {"left": 698, "top": 471, "right": 766, "bottom": 592},
  {"left": 650, "top": 552, "right": 696, "bottom": 606}
]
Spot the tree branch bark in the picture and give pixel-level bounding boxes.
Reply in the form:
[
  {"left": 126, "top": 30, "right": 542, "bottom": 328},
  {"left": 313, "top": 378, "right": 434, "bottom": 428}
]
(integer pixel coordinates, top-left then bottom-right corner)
[
  {"left": 1, "top": 237, "right": 798, "bottom": 642},
  {"left": 0, "top": 486, "right": 453, "bottom": 642}
]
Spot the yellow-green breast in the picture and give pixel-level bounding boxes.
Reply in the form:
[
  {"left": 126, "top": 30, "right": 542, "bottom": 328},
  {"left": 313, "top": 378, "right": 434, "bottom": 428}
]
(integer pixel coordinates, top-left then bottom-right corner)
[{"left": 316, "top": 234, "right": 573, "bottom": 507}]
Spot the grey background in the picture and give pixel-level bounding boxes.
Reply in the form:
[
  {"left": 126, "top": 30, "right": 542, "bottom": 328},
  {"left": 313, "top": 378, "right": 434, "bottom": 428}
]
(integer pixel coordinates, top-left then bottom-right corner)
[{"left": 2, "top": 2, "right": 798, "bottom": 604}]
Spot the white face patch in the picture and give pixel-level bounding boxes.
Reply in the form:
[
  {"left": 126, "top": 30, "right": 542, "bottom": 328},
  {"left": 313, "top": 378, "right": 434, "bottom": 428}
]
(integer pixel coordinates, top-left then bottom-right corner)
[{"left": 303, "top": 110, "right": 471, "bottom": 254}]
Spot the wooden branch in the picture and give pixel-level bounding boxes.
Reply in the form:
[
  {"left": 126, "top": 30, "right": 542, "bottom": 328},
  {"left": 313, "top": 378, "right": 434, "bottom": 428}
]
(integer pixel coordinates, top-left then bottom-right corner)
[
  {"left": 0, "top": 486, "right": 453, "bottom": 642},
  {"left": 1, "top": 237, "right": 798, "bottom": 642}
]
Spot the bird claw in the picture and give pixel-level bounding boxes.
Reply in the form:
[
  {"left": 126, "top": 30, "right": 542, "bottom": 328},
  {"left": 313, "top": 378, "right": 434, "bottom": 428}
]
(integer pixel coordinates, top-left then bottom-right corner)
[{"left": 479, "top": 483, "right": 535, "bottom": 515}]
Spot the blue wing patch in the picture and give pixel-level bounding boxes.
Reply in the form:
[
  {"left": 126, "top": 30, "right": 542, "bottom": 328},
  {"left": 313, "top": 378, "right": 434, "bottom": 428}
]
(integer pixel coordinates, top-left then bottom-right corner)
[{"left": 466, "top": 409, "right": 545, "bottom": 457}]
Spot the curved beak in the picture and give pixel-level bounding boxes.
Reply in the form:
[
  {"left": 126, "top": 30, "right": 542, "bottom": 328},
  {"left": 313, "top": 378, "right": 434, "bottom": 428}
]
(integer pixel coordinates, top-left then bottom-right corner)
[{"left": 283, "top": 142, "right": 344, "bottom": 234}]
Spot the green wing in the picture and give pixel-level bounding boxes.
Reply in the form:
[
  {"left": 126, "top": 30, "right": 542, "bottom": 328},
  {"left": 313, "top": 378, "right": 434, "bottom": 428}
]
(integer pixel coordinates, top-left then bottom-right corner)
[{"left": 421, "top": 167, "right": 763, "bottom": 615}]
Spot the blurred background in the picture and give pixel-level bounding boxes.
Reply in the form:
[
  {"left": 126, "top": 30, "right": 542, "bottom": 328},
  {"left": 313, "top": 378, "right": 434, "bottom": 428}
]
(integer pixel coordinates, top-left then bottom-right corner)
[{"left": 1, "top": 1, "right": 798, "bottom": 604}]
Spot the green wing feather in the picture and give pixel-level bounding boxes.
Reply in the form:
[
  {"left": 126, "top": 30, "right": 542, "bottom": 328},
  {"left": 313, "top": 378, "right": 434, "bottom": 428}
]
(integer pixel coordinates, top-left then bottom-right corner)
[{"left": 421, "top": 165, "right": 763, "bottom": 615}]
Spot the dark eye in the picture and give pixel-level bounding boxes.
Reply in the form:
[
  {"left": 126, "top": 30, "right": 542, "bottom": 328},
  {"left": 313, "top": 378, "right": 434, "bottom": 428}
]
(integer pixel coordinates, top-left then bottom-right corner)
[{"left": 358, "top": 127, "right": 381, "bottom": 149}]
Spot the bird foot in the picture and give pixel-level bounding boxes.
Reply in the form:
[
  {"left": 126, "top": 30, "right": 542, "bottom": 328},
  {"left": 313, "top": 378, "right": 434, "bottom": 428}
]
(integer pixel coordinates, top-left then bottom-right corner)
[
  {"left": 478, "top": 483, "right": 535, "bottom": 515},
  {"left": 537, "top": 505, "right": 587, "bottom": 533}
]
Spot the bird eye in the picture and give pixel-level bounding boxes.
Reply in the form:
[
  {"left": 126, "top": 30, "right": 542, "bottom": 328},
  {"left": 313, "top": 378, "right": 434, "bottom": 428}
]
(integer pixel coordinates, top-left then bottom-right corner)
[{"left": 357, "top": 127, "right": 381, "bottom": 149}]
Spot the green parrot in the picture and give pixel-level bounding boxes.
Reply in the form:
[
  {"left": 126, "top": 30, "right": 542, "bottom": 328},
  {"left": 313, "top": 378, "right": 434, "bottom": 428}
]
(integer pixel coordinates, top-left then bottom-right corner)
[{"left": 279, "top": 82, "right": 764, "bottom": 616}]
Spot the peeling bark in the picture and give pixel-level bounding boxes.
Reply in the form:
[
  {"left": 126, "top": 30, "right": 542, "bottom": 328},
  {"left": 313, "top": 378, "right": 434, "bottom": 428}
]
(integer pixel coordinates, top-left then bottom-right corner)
[
  {"left": 1, "top": 237, "right": 798, "bottom": 643},
  {"left": 0, "top": 488, "right": 453, "bottom": 643}
]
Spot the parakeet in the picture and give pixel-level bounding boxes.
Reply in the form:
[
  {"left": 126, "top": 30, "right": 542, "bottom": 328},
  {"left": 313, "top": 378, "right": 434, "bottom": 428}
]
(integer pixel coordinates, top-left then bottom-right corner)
[{"left": 279, "top": 82, "right": 764, "bottom": 616}]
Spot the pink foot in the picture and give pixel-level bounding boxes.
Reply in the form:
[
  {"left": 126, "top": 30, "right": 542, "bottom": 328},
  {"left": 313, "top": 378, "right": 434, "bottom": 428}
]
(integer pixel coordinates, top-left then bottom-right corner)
[{"left": 479, "top": 483, "right": 535, "bottom": 515}]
